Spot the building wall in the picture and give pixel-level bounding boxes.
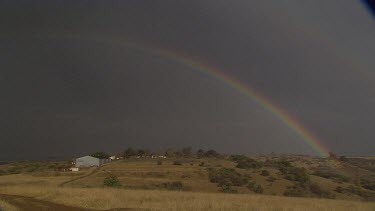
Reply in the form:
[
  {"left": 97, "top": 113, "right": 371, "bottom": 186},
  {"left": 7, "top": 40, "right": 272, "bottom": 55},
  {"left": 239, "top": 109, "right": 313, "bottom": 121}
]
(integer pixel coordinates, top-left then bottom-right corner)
[
  {"left": 75, "top": 156, "right": 100, "bottom": 167},
  {"left": 99, "top": 158, "right": 111, "bottom": 165}
]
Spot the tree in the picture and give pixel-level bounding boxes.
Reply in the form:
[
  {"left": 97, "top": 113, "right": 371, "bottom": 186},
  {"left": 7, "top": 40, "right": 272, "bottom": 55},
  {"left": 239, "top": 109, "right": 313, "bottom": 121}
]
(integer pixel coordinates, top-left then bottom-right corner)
[
  {"left": 197, "top": 149, "right": 205, "bottom": 158},
  {"left": 123, "top": 148, "right": 136, "bottom": 158},
  {"left": 329, "top": 152, "right": 337, "bottom": 160},
  {"left": 205, "top": 149, "right": 220, "bottom": 158},
  {"left": 90, "top": 152, "right": 110, "bottom": 159},
  {"left": 182, "top": 147, "right": 192, "bottom": 157}
]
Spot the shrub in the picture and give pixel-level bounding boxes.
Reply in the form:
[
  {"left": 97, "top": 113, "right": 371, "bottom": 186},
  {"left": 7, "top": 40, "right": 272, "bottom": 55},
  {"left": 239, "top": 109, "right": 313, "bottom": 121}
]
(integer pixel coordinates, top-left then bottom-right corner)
[
  {"left": 284, "top": 185, "right": 308, "bottom": 197},
  {"left": 335, "top": 186, "right": 343, "bottom": 193},
  {"left": 161, "top": 181, "right": 184, "bottom": 190},
  {"left": 157, "top": 160, "right": 163, "bottom": 165},
  {"left": 360, "top": 179, "right": 375, "bottom": 191},
  {"left": 103, "top": 175, "right": 121, "bottom": 187},
  {"left": 236, "top": 158, "right": 262, "bottom": 169},
  {"left": 267, "top": 176, "right": 277, "bottom": 183},
  {"left": 309, "top": 183, "right": 335, "bottom": 198},
  {"left": 6, "top": 166, "right": 21, "bottom": 174},
  {"left": 247, "top": 182, "right": 263, "bottom": 193},
  {"left": 280, "top": 166, "right": 309, "bottom": 184},
  {"left": 261, "top": 170, "right": 270, "bottom": 176},
  {"left": 313, "top": 168, "right": 350, "bottom": 183},
  {"left": 205, "top": 149, "right": 221, "bottom": 158},
  {"left": 199, "top": 162, "right": 205, "bottom": 167},
  {"left": 208, "top": 168, "right": 248, "bottom": 187},
  {"left": 230, "top": 155, "right": 248, "bottom": 162},
  {"left": 0, "top": 169, "right": 7, "bottom": 176},
  {"left": 173, "top": 160, "right": 182, "bottom": 165},
  {"left": 222, "top": 185, "right": 237, "bottom": 193}
]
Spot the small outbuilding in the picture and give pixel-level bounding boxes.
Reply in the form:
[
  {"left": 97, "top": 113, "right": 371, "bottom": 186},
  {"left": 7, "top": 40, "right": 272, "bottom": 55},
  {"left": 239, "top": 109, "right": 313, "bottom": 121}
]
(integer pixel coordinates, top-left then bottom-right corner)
[{"left": 75, "top": 156, "right": 110, "bottom": 167}]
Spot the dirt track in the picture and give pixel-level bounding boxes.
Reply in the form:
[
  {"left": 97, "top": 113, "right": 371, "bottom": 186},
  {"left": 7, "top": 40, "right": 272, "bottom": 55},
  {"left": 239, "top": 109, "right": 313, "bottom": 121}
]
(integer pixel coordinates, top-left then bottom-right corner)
[
  {"left": 0, "top": 193, "right": 147, "bottom": 211},
  {"left": 0, "top": 194, "right": 91, "bottom": 211}
]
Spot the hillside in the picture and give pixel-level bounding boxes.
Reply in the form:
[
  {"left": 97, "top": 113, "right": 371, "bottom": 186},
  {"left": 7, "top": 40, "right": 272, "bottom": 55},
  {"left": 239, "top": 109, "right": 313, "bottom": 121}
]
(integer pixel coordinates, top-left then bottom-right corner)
[{"left": 0, "top": 155, "right": 375, "bottom": 210}]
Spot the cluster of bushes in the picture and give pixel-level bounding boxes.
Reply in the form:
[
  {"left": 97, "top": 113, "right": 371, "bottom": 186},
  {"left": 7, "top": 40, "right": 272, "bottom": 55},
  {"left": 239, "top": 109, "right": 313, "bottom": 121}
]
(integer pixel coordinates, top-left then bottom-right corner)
[
  {"left": 313, "top": 168, "right": 350, "bottom": 183},
  {"left": 123, "top": 148, "right": 152, "bottom": 158},
  {"left": 335, "top": 185, "right": 375, "bottom": 200},
  {"left": 90, "top": 152, "right": 111, "bottom": 159},
  {"left": 360, "top": 179, "right": 375, "bottom": 191},
  {"left": 196, "top": 149, "right": 221, "bottom": 158},
  {"left": 230, "top": 155, "right": 262, "bottom": 169},
  {"left": 247, "top": 181, "right": 263, "bottom": 193},
  {"left": 284, "top": 183, "right": 334, "bottom": 199},
  {"left": 208, "top": 168, "right": 249, "bottom": 186},
  {"left": 0, "top": 162, "right": 59, "bottom": 176},
  {"left": 207, "top": 167, "right": 262, "bottom": 193},
  {"left": 270, "top": 160, "right": 309, "bottom": 184},
  {"left": 122, "top": 147, "right": 221, "bottom": 159}
]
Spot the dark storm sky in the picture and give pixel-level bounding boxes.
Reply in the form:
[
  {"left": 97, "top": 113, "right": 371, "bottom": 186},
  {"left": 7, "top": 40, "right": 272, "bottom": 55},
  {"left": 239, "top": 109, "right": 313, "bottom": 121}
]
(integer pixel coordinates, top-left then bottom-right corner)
[{"left": 1, "top": 1, "right": 375, "bottom": 160}]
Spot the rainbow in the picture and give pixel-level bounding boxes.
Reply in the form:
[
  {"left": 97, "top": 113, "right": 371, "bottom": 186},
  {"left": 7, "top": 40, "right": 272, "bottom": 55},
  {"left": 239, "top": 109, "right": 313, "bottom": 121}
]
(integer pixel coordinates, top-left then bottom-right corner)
[{"left": 66, "top": 34, "right": 330, "bottom": 157}]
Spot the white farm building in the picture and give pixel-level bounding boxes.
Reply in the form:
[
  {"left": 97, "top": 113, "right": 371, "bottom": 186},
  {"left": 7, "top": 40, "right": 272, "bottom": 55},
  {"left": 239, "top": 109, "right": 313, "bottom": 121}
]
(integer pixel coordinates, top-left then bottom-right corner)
[{"left": 75, "top": 156, "right": 111, "bottom": 167}]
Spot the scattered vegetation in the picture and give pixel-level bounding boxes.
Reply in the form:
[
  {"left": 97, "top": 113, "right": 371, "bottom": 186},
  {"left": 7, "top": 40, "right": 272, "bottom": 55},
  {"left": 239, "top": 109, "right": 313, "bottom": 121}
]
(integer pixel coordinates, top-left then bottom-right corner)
[
  {"left": 313, "top": 168, "right": 350, "bottom": 183},
  {"left": 90, "top": 152, "right": 111, "bottom": 159},
  {"left": 208, "top": 168, "right": 249, "bottom": 192},
  {"left": 231, "top": 155, "right": 262, "bottom": 169},
  {"left": 247, "top": 182, "right": 264, "bottom": 193}
]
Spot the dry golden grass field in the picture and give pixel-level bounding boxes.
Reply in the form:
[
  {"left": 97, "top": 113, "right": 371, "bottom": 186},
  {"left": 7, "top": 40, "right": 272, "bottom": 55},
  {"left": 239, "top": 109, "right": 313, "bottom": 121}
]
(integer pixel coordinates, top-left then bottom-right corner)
[
  {"left": 0, "top": 156, "right": 374, "bottom": 210},
  {"left": 0, "top": 186, "right": 374, "bottom": 211}
]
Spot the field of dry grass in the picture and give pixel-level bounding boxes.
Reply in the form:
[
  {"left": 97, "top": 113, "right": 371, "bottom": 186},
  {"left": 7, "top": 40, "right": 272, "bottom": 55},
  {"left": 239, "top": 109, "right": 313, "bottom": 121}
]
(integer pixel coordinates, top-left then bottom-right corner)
[{"left": 0, "top": 186, "right": 374, "bottom": 211}]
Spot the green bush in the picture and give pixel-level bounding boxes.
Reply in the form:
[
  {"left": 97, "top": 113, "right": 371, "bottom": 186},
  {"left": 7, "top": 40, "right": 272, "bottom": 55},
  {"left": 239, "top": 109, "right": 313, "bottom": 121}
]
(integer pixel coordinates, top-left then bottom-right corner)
[
  {"left": 6, "top": 166, "right": 21, "bottom": 174},
  {"left": 173, "top": 160, "right": 182, "bottom": 165},
  {"left": 280, "top": 166, "right": 309, "bottom": 184},
  {"left": 103, "top": 175, "right": 121, "bottom": 187},
  {"left": 236, "top": 158, "right": 262, "bottom": 169},
  {"left": 247, "top": 182, "right": 263, "bottom": 193},
  {"left": 231, "top": 155, "right": 262, "bottom": 169},
  {"left": 335, "top": 186, "right": 343, "bottom": 193}
]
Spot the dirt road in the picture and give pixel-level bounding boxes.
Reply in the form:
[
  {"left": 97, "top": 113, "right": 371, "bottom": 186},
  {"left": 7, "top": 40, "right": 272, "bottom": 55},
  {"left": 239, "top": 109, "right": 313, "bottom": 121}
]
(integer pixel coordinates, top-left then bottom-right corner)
[
  {"left": 0, "top": 193, "right": 147, "bottom": 211},
  {"left": 0, "top": 193, "right": 91, "bottom": 211}
]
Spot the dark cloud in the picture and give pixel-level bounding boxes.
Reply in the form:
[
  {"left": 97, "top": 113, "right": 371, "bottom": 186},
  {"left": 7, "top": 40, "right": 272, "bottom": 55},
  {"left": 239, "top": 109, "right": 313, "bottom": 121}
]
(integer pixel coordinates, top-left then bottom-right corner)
[{"left": 1, "top": 1, "right": 375, "bottom": 160}]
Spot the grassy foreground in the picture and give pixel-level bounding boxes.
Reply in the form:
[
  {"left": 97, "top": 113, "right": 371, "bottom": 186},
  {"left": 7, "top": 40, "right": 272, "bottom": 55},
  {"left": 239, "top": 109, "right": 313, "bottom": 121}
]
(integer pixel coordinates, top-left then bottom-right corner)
[{"left": 0, "top": 186, "right": 374, "bottom": 211}]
